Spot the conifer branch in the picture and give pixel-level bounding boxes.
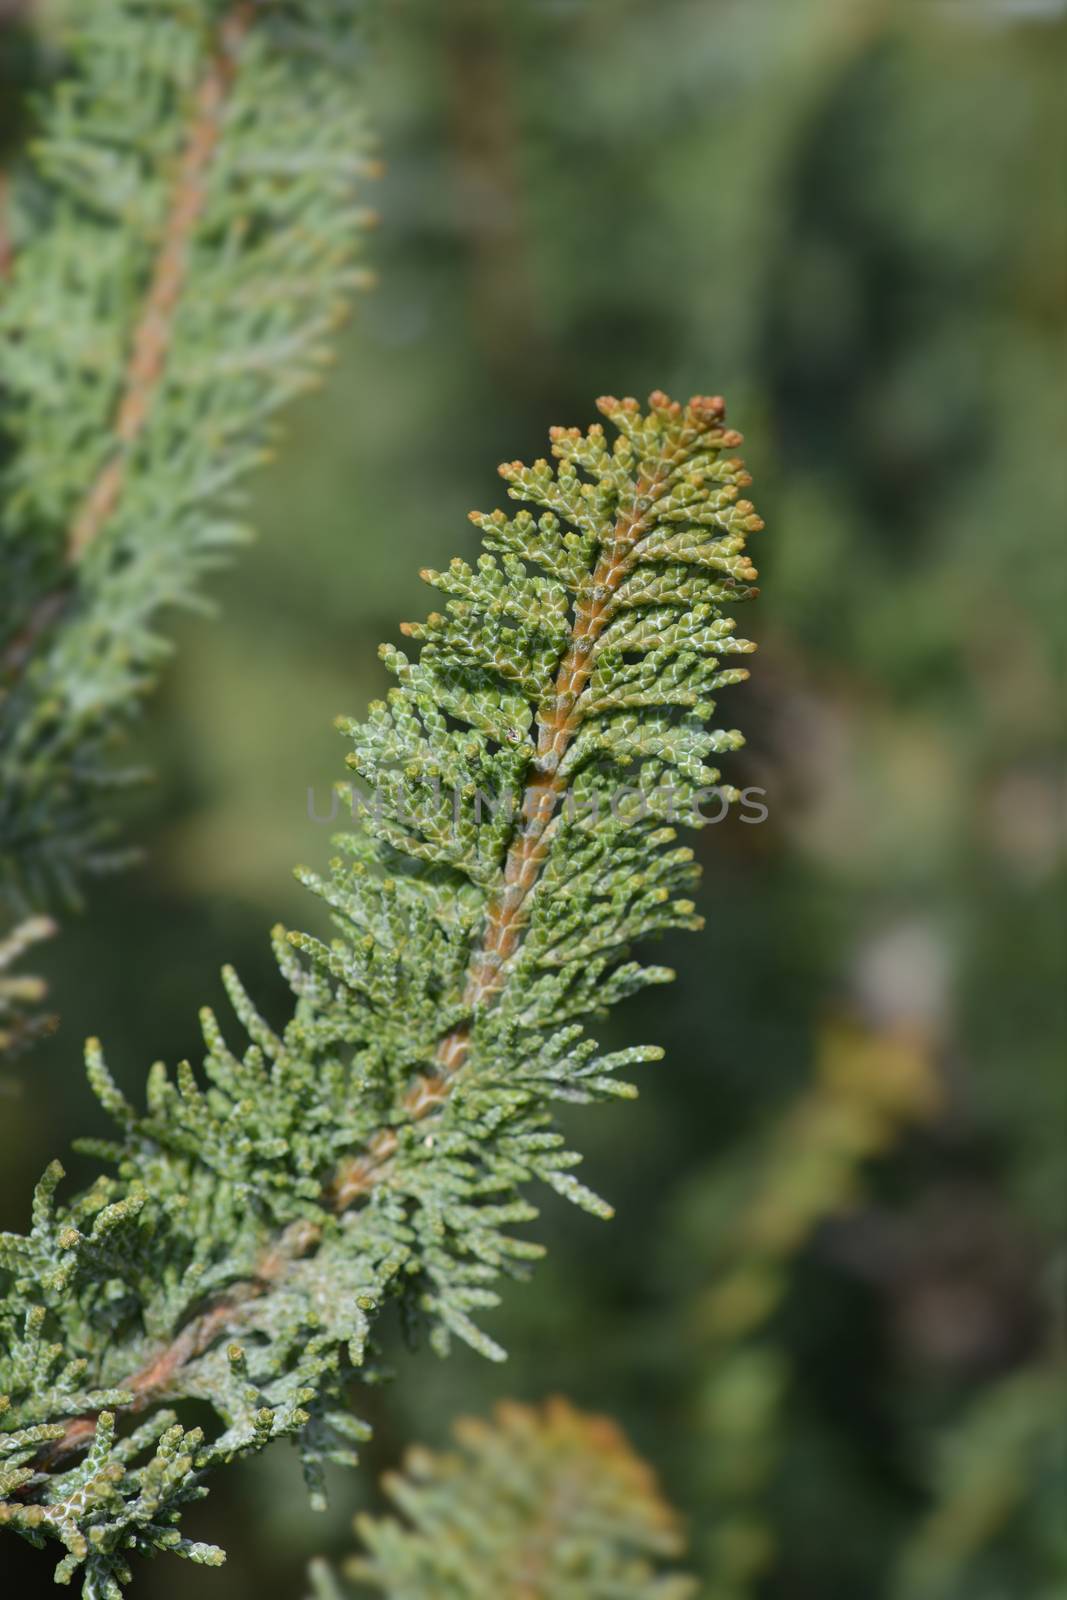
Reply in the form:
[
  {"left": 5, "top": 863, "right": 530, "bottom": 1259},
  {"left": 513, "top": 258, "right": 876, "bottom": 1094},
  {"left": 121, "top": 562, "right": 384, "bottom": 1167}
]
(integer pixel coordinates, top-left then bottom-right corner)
[
  {"left": 1, "top": 392, "right": 762, "bottom": 1593},
  {"left": 319, "top": 1397, "right": 696, "bottom": 1599},
  {"left": 31, "top": 395, "right": 759, "bottom": 1471},
  {"left": 32, "top": 391, "right": 761, "bottom": 1464},
  {"left": 0, "top": 0, "right": 374, "bottom": 912},
  {"left": 332, "top": 390, "right": 756, "bottom": 1207}
]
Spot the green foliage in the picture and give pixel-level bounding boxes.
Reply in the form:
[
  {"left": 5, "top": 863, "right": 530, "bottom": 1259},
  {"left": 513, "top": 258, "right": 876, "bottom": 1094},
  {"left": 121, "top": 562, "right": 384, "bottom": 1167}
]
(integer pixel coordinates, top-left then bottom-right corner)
[
  {"left": 893, "top": 1364, "right": 1067, "bottom": 1600},
  {"left": 0, "top": 392, "right": 760, "bottom": 1592},
  {"left": 322, "top": 1397, "right": 695, "bottom": 1600},
  {"left": 0, "top": 1406, "right": 226, "bottom": 1593},
  {"left": 0, "top": 0, "right": 374, "bottom": 911}
]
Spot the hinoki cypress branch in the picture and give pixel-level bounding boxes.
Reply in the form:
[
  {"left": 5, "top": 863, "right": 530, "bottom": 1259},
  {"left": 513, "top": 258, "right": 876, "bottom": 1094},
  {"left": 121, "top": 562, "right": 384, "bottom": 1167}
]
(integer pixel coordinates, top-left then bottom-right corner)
[
  {"left": 314, "top": 1397, "right": 696, "bottom": 1599},
  {"left": 0, "top": 0, "right": 375, "bottom": 911},
  {"left": 0, "top": 392, "right": 762, "bottom": 1595}
]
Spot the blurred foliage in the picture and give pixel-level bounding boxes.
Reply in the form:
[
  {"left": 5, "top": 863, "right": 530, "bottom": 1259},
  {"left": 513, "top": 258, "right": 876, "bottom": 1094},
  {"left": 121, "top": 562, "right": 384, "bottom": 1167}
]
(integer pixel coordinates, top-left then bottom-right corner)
[
  {"left": 1, "top": 0, "right": 1063, "bottom": 1595},
  {"left": 0, "top": 0, "right": 375, "bottom": 911},
  {"left": 691, "top": 1020, "right": 944, "bottom": 1597},
  {"left": 327, "top": 1397, "right": 695, "bottom": 1599},
  {"left": 0, "top": 913, "right": 55, "bottom": 1061},
  {"left": 892, "top": 1362, "right": 1067, "bottom": 1600}
]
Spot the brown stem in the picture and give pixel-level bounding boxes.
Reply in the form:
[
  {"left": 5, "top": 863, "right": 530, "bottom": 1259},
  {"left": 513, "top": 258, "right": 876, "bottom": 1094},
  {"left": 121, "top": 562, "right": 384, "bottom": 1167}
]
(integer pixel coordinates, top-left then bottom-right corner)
[
  {"left": 65, "top": 2, "right": 255, "bottom": 563},
  {"left": 2, "top": 4, "right": 255, "bottom": 686},
  {"left": 26, "top": 394, "right": 735, "bottom": 1478},
  {"left": 32, "top": 1218, "right": 319, "bottom": 1470}
]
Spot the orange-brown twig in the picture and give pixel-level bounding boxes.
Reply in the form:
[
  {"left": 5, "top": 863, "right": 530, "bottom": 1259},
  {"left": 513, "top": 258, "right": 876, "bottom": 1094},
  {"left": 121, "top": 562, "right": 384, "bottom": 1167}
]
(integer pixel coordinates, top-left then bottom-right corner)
[{"left": 33, "top": 1218, "right": 320, "bottom": 1470}]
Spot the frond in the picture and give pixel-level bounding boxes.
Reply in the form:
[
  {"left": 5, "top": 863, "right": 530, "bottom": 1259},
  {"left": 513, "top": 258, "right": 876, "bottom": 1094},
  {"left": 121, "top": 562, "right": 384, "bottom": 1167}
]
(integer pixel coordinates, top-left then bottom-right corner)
[{"left": 0, "top": 391, "right": 761, "bottom": 1590}]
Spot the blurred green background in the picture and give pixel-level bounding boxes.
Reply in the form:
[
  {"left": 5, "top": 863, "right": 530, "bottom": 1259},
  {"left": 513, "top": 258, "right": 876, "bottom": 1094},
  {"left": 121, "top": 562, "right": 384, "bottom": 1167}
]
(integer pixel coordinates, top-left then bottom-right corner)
[{"left": 2, "top": 0, "right": 1064, "bottom": 1595}]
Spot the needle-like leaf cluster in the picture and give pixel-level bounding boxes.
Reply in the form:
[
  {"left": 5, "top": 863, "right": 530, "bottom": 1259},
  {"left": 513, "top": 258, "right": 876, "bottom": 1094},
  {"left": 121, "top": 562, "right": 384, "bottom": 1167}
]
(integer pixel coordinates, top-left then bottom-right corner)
[{"left": 0, "top": 391, "right": 761, "bottom": 1592}]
